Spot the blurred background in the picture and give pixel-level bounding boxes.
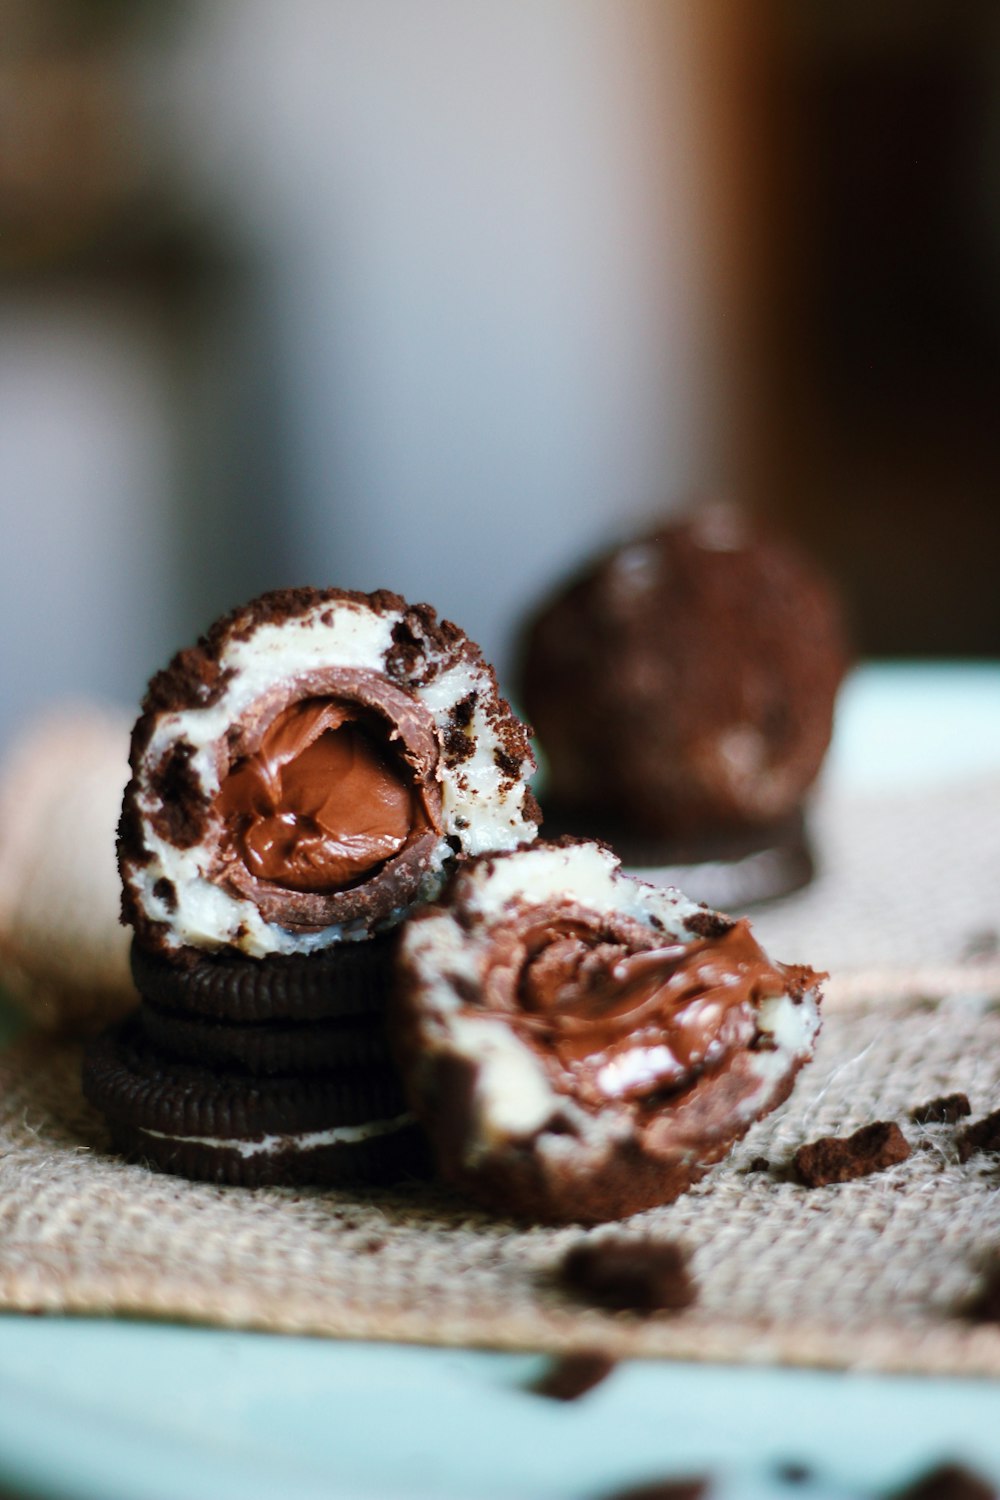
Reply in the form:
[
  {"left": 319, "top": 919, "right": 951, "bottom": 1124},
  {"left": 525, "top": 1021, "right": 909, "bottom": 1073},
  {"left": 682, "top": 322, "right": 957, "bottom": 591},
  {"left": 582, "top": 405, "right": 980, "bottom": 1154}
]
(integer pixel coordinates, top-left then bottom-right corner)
[{"left": 2, "top": 0, "right": 999, "bottom": 755}]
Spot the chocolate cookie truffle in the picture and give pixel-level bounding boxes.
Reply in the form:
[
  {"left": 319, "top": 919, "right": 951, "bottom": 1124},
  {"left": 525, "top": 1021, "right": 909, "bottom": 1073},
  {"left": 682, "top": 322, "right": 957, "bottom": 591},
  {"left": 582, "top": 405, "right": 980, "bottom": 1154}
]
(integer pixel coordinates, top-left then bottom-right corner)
[
  {"left": 120, "top": 586, "right": 538, "bottom": 960},
  {"left": 393, "top": 839, "right": 823, "bottom": 1223},
  {"left": 519, "top": 506, "right": 847, "bottom": 879},
  {"left": 89, "top": 586, "right": 538, "bottom": 1189}
]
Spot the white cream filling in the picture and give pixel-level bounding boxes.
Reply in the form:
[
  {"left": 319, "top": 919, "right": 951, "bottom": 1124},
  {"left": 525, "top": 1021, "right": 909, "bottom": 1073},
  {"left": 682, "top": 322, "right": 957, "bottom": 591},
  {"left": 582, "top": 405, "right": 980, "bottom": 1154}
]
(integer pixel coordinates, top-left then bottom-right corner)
[
  {"left": 450, "top": 840, "right": 706, "bottom": 936},
  {"left": 448, "top": 1016, "right": 556, "bottom": 1153},
  {"left": 129, "top": 598, "right": 537, "bottom": 956},
  {"left": 138, "top": 1111, "right": 414, "bottom": 1159}
]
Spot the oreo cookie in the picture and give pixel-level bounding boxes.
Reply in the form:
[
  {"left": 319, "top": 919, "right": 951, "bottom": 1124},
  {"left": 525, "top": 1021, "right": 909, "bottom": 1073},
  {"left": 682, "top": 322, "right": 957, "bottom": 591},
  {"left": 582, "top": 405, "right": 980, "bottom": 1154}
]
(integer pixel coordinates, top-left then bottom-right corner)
[
  {"left": 138, "top": 1000, "right": 393, "bottom": 1077},
  {"left": 130, "top": 933, "right": 394, "bottom": 1024},
  {"left": 83, "top": 1013, "right": 424, "bottom": 1187}
]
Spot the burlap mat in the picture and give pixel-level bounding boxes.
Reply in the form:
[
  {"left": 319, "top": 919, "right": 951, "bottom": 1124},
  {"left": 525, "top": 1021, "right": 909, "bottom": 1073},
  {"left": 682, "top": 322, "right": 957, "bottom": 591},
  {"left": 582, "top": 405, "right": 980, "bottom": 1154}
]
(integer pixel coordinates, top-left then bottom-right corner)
[{"left": 1, "top": 773, "right": 998, "bottom": 1375}]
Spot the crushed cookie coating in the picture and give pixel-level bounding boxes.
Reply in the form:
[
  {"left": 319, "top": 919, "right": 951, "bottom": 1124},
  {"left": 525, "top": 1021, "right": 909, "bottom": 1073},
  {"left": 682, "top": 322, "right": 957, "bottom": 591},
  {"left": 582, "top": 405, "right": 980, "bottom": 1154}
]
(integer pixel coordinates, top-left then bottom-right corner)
[
  {"left": 684, "top": 909, "right": 736, "bottom": 940},
  {"left": 151, "top": 878, "right": 177, "bottom": 912},
  {"left": 147, "top": 743, "right": 208, "bottom": 850},
  {"left": 494, "top": 746, "right": 522, "bottom": 781}
]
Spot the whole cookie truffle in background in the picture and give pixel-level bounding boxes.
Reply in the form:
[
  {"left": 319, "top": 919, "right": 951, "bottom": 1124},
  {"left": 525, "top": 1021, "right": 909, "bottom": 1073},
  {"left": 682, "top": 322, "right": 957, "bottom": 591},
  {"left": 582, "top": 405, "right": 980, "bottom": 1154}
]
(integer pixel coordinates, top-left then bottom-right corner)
[
  {"left": 393, "top": 839, "right": 824, "bottom": 1224},
  {"left": 519, "top": 505, "right": 848, "bottom": 891},
  {"left": 0, "top": 706, "right": 136, "bottom": 1033},
  {"left": 86, "top": 586, "right": 538, "bottom": 1188}
]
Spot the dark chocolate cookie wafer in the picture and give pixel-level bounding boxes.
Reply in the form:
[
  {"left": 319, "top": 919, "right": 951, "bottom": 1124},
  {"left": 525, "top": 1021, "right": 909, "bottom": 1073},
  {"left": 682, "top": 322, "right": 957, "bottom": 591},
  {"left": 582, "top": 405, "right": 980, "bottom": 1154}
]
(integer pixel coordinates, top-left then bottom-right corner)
[
  {"left": 83, "top": 1012, "right": 422, "bottom": 1187},
  {"left": 138, "top": 999, "right": 393, "bottom": 1077},
  {"left": 130, "top": 933, "right": 393, "bottom": 1023}
]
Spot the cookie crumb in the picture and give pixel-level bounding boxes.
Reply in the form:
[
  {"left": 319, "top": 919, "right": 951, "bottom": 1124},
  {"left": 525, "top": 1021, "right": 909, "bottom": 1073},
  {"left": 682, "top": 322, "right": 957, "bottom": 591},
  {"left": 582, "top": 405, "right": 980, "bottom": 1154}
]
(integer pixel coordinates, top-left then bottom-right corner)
[
  {"left": 560, "top": 1237, "right": 696, "bottom": 1314},
  {"left": 962, "top": 928, "right": 999, "bottom": 962},
  {"left": 965, "top": 1259, "right": 1000, "bottom": 1323},
  {"left": 889, "top": 1462, "right": 997, "bottom": 1500},
  {"left": 775, "top": 1462, "right": 813, "bottom": 1485},
  {"left": 911, "top": 1094, "right": 971, "bottom": 1126},
  {"left": 597, "top": 1478, "right": 708, "bottom": 1500},
  {"left": 794, "top": 1121, "right": 910, "bottom": 1187},
  {"left": 530, "top": 1352, "right": 617, "bottom": 1402},
  {"left": 744, "top": 1156, "right": 771, "bottom": 1174},
  {"left": 957, "top": 1110, "right": 1000, "bottom": 1163}
]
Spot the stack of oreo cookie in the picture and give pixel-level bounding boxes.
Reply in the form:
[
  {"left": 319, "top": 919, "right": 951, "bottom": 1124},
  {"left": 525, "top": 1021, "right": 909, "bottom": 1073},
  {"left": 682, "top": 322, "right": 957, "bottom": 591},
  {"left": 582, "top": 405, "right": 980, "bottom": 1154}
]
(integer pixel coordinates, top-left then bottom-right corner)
[
  {"left": 83, "top": 587, "right": 539, "bottom": 1188},
  {"left": 86, "top": 935, "right": 424, "bottom": 1186}
]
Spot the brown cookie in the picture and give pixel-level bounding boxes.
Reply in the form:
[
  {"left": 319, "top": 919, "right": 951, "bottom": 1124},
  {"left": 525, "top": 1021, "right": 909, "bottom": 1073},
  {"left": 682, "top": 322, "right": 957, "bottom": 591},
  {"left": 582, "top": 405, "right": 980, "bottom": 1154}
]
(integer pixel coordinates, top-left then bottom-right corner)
[
  {"left": 130, "top": 932, "right": 395, "bottom": 1023},
  {"left": 83, "top": 1012, "right": 420, "bottom": 1188},
  {"left": 137, "top": 1000, "right": 393, "bottom": 1077},
  {"left": 794, "top": 1121, "right": 911, "bottom": 1187}
]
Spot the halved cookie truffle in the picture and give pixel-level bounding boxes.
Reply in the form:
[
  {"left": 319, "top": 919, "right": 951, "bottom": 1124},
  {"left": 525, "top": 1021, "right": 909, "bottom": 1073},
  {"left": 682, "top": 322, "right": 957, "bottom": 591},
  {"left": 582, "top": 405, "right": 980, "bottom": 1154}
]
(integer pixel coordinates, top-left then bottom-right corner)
[
  {"left": 394, "top": 840, "right": 823, "bottom": 1223},
  {"left": 119, "top": 587, "right": 538, "bottom": 961}
]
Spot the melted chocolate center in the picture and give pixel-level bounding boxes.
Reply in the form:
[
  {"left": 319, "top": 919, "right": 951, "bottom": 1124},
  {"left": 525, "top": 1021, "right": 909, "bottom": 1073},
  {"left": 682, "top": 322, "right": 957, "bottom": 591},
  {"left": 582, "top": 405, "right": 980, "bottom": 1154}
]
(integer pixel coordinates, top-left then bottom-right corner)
[
  {"left": 506, "top": 917, "right": 805, "bottom": 1109},
  {"left": 215, "top": 697, "right": 428, "bottom": 892}
]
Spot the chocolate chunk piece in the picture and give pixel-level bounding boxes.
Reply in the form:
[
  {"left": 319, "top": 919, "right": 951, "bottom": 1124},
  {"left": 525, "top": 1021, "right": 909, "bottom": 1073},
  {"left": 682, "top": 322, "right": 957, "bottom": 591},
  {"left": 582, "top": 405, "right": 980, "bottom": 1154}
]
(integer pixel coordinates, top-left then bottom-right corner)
[
  {"left": 890, "top": 1464, "right": 997, "bottom": 1500},
  {"left": 394, "top": 839, "right": 824, "bottom": 1224},
  {"left": 794, "top": 1121, "right": 911, "bottom": 1187},
  {"left": 530, "top": 1352, "right": 617, "bottom": 1401},
  {"left": 560, "top": 1237, "right": 696, "bottom": 1313},
  {"left": 911, "top": 1094, "right": 972, "bottom": 1126},
  {"left": 957, "top": 1110, "right": 1000, "bottom": 1163}
]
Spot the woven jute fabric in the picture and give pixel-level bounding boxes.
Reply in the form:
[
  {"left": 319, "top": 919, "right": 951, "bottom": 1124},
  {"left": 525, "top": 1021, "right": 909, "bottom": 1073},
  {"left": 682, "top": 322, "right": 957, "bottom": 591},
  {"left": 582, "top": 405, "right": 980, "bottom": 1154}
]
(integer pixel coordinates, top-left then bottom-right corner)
[{"left": 0, "top": 774, "right": 998, "bottom": 1374}]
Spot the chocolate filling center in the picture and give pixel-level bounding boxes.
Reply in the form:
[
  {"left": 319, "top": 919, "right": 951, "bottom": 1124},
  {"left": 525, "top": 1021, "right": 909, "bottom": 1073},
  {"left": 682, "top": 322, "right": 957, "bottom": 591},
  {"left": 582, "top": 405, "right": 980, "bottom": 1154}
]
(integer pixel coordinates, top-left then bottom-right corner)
[
  {"left": 496, "top": 915, "right": 806, "bottom": 1110},
  {"left": 208, "top": 671, "right": 444, "bottom": 932},
  {"left": 216, "top": 698, "right": 428, "bottom": 893}
]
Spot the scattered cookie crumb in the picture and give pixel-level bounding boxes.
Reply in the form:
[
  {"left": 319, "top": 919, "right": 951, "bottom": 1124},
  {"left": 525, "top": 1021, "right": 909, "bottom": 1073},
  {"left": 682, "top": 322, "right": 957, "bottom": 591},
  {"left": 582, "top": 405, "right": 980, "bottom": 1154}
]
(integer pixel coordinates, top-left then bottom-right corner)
[
  {"left": 964, "top": 1259, "right": 1000, "bottom": 1323},
  {"left": 889, "top": 1462, "right": 997, "bottom": 1500},
  {"left": 794, "top": 1121, "right": 911, "bottom": 1187},
  {"left": 560, "top": 1237, "right": 696, "bottom": 1314},
  {"left": 911, "top": 1094, "right": 971, "bottom": 1126},
  {"left": 597, "top": 1478, "right": 708, "bottom": 1500},
  {"left": 530, "top": 1352, "right": 617, "bottom": 1402},
  {"left": 962, "top": 928, "right": 999, "bottom": 962},
  {"left": 744, "top": 1156, "right": 771, "bottom": 1174},
  {"left": 774, "top": 1461, "right": 813, "bottom": 1485},
  {"left": 957, "top": 1110, "right": 1000, "bottom": 1163}
]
